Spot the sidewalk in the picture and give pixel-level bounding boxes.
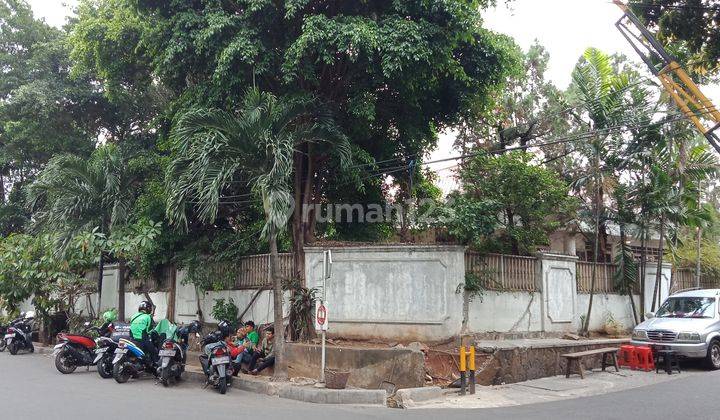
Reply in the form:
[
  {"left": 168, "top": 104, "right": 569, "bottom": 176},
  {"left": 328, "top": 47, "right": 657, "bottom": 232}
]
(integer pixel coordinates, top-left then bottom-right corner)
[{"left": 410, "top": 367, "right": 702, "bottom": 409}]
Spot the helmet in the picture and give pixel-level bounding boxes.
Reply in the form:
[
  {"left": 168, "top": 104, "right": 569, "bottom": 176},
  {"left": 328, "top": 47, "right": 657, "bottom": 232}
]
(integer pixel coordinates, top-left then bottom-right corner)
[
  {"left": 189, "top": 320, "right": 202, "bottom": 334},
  {"left": 217, "top": 320, "right": 231, "bottom": 338},
  {"left": 102, "top": 309, "right": 118, "bottom": 323},
  {"left": 138, "top": 301, "right": 152, "bottom": 314}
]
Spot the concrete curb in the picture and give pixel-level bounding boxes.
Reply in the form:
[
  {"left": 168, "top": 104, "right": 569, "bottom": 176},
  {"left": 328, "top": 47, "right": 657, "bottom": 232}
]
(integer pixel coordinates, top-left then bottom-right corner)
[
  {"left": 185, "top": 366, "right": 385, "bottom": 406},
  {"left": 394, "top": 386, "right": 443, "bottom": 408},
  {"left": 278, "top": 385, "right": 386, "bottom": 406}
]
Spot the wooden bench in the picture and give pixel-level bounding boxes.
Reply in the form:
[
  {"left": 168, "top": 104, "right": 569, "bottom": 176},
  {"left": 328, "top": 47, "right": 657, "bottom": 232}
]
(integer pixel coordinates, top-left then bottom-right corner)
[{"left": 561, "top": 347, "right": 619, "bottom": 379}]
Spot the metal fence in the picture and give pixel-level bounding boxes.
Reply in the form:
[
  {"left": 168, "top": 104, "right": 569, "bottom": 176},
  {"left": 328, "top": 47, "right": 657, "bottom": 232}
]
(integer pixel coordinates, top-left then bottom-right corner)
[
  {"left": 670, "top": 268, "right": 720, "bottom": 293},
  {"left": 576, "top": 262, "right": 618, "bottom": 293},
  {"left": 234, "top": 253, "right": 294, "bottom": 289},
  {"left": 465, "top": 252, "right": 538, "bottom": 292}
]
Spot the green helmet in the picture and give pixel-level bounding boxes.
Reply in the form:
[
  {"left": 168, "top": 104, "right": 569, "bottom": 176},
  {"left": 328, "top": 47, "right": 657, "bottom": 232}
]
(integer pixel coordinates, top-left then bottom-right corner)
[{"left": 102, "top": 308, "right": 118, "bottom": 323}]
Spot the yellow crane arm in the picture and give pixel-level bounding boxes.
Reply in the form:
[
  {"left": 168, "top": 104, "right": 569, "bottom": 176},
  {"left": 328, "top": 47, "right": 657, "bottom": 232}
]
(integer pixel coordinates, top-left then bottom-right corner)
[{"left": 613, "top": 0, "right": 720, "bottom": 152}]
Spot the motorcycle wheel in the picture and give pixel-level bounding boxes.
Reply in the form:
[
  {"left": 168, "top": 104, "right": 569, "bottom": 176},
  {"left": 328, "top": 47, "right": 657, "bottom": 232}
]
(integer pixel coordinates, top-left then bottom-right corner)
[
  {"left": 113, "top": 362, "right": 132, "bottom": 384},
  {"left": 0, "top": 339, "right": 6, "bottom": 352},
  {"left": 8, "top": 341, "right": 18, "bottom": 355},
  {"left": 160, "top": 367, "right": 170, "bottom": 387},
  {"left": 219, "top": 375, "right": 227, "bottom": 395},
  {"left": 54, "top": 349, "right": 78, "bottom": 374},
  {"left": 97, "top": 359, "right": 114, "bottom": 379},
  {"left": 29, "top": 343, "right": 34, "bottom": 353}
]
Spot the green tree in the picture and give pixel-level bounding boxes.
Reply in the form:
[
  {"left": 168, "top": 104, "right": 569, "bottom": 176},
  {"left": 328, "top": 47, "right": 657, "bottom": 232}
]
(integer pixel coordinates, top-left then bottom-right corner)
[
  {"left": 166, "top": 88, "right": 350, "bottom": 380},
  {"left": 27, "top": 144, "right": 134, "bottom": 312},
  {"left": 456, "top": 42, "right": 569, "bottom": 158},
  {"left": 0, "top": 0, "right": 99, "bottom": 233},
  {"left": 455, "top": 151, "right": 576, "bottom": 255},
  {"left": 569, "top": 48, "right": 652, "bottom": 332},
  {"left": 631, "top": 0, "right": 720, "bottom": 76},
  {"left": 70, "top": 0, "right": 521, "bottom": 276}
]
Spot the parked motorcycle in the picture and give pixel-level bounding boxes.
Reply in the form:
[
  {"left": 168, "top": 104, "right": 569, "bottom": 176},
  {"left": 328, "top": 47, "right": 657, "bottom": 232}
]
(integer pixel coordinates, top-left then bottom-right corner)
[
  {"left": 53, "top": 320, "right": 126, "bottom": 375},
  {"left": 199, "top": 320, "right": 234, "bottom": 394},
  {"left": 93, "top": 323, "right": 131, "bottom": 379},
  {"left": 158, "top": 320, "right": 202, "bottom": 386},
  {"left": 4, "top": 311, "right": 35, "bottom": 355}
]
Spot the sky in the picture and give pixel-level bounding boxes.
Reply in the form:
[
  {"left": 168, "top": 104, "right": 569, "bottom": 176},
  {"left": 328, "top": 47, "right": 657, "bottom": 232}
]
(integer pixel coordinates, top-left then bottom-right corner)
[{"left": 27, "top": 0, "right": 720, "bottom": 192}]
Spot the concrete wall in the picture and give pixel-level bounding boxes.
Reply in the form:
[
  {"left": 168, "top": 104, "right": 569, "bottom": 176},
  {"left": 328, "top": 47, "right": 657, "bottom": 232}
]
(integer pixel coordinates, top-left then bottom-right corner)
[
  {"left": 305, "top": 245, "right": 466, "bottom": 342},
  {"left": 577, "top": 293, "right": 639, "bottom": 332},
  {"left": 467, "top": 292, "right": 543, "bottom": 333},
  {"left": 8, "top": 246, "right": 671, "bottom": 342}
]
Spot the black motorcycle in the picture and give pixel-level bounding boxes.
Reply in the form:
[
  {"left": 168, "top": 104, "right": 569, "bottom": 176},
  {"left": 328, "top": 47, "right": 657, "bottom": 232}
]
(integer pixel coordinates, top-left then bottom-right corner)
[
  {"left": 93, "top": 323, "right": 131, "bottom": 379},
  {"left": 4, "top": 311, "right": 35, "bottom": 355},
  {"left": 158, "top": 320, "right": 201, "bottom": 386},
  {"left": 199, "top": 326, "right": 234, "bottom": 394}
]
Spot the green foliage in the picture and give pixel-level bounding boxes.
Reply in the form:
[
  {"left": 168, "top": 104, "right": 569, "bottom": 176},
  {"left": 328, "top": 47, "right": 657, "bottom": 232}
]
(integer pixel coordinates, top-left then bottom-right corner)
[
  {"left": 211, "top": 298, "right": 239, "bottom": 326},
  {"left": 284, "top": 277, "right": 317, "bottom": 342},
  {"left": 27, "top": 144, "right": 134, "bottom": 246},
  {"left": 631, "top": 1, "right": 720, "bottom": 76},
  {"left": 453, "top": 151, "right": 576, "bottom": 254},
  {"left": 0, "top": 233, "right": 95, "bottom": 315}
]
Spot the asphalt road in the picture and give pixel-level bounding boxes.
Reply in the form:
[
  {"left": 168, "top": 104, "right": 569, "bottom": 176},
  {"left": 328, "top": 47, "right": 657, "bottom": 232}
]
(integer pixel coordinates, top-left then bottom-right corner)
[{"left": 2, "top": 352, "right": 719, "bottom": 419}]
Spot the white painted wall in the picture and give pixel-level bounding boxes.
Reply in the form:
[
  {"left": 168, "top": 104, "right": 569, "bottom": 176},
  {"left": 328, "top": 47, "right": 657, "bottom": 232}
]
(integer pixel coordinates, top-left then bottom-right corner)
[
  {"left": 467, "top": 292, "right": 543, "bottom": 333},
  {"left": 577, "top": 293, "right": 640, "bottom": 332},
  {"left": 305, "top": 245, "right": 466, "bottom": 341}
]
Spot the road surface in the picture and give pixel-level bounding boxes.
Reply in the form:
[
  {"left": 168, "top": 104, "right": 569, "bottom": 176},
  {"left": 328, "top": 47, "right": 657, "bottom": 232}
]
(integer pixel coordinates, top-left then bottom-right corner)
[{"left": 1, "top": 352, "right": 718, "bottom": 419}]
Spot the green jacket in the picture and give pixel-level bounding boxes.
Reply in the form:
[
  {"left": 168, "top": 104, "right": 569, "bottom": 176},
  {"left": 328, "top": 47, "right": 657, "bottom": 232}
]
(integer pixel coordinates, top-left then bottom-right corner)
[{"left": 130, "top": 312, "right": 152, "bottom": 340}]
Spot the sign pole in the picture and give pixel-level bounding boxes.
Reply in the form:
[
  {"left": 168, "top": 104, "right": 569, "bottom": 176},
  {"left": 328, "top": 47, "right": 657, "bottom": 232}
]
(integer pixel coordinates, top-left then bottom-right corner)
[{"left": 317, "top": 250, "right": 332, "bottom": 384}]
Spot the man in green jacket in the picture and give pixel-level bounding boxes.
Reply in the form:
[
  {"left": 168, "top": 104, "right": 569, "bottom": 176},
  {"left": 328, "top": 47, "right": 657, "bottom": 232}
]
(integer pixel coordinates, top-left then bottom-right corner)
[{"left": 130, "top": 301, "right": 157, "bottom": 364}]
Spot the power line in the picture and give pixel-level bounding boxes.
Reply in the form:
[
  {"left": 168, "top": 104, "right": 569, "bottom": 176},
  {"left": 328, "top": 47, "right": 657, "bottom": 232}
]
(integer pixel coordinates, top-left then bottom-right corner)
[{"left": 182, "top": 106, "right": 720, "bottom": 205}]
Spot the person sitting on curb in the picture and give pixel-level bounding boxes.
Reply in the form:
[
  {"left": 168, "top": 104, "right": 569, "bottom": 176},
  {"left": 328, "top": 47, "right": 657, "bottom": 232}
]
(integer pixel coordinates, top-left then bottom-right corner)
[
  {"left": 249, "top": 326, "right": 275, "bottom": 375},
  {"left": 232, "top": 321, "right": 259, "bottom": 373},
  {"left": 226, "top": 327, "right": 246, "bottom": 360}
]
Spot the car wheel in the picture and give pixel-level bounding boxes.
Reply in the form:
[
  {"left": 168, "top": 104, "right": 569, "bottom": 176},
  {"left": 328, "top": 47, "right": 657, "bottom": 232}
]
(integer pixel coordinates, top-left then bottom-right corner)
[{"left": 706, "top": 340, "right": 720, "bottom": 370}]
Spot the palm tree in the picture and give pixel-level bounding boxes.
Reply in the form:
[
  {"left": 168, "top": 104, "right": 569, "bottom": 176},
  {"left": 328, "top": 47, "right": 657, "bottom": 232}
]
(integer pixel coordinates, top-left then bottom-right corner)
[
  {"left": 27, "top": 144, "right": 133, "bottom": 315},
  {"left": 166, "top": 88, "right": 350, "bottom": 380},
  {"left": 570, "top": 48, "right": 643, "bottom": 333}
]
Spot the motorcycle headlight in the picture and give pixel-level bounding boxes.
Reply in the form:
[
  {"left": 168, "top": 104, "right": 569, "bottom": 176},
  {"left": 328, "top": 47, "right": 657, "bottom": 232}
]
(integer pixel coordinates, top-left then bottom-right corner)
[
  {"left": 677, "top": 332, "right": 701, "bottom": 342},
  {"left": 632, "top": 329, "right": 648, "bottom": 340}
]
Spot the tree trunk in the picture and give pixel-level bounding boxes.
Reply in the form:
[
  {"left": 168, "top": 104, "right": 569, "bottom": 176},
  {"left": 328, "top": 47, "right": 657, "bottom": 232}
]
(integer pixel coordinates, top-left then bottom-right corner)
[
  {"left": 118, "top": 260, "right": 126, "bottom": 322},
  {"left": 651, "top": 217, "right": 666, "bottom": 312},
  {"left": 583, "top": 153, "right": 601, "bottom": 334},
  {"left": 639, "top": 228, "right": 647, "bottom": 321},
  {"left": 619, "top": 225, "right": 639, "bottom": 325},
  {"left": 96, "top": 253, "right": 105, "bottom": 316},
  {"left": 167, "top": 265, "right": 177, "bottom": 322},
  {"left": 506, "top": 208, "right": 519, "bottom": 255},
  {"left": 269, "top": 224, "right": 288, "bottom": 380}
]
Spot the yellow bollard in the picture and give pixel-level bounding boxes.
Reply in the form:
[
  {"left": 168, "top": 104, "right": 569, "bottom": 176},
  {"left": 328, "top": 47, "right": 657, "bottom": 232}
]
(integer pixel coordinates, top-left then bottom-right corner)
[
  {"left": 459, "top": 346, "right": 467, "bottom": 395},
  {"left": 468, "top": 346, "right": 476, "bottom": 395}
]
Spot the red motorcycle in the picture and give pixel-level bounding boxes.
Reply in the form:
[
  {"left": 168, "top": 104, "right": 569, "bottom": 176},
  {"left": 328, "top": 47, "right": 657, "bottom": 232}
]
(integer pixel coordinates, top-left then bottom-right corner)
[{"left": 53, "top": 322, "right": 114, "bottom": 374}]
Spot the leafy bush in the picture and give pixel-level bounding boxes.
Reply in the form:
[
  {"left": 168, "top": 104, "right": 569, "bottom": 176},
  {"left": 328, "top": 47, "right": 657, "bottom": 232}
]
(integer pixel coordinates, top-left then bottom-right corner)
[{"left": 211, "top": 298, "right": 239, "bottom": 327}]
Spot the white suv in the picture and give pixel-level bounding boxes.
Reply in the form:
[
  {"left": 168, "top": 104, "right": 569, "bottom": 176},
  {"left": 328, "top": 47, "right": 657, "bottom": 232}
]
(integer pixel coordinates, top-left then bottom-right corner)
[{"left": 631, "top": 289, "right": 720, "bottom": 369}]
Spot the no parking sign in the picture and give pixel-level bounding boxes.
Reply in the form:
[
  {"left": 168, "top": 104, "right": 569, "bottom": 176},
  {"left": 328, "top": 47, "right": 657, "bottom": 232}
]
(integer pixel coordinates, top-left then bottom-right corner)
[{"left": 315, "top": 302, "right": 328, "bottom": 331}]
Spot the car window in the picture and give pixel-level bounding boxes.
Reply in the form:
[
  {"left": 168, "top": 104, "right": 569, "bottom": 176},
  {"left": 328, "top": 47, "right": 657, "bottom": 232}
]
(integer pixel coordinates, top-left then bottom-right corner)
[{"left": 656, "top": 297, "right": 716, "bottom": 318}]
